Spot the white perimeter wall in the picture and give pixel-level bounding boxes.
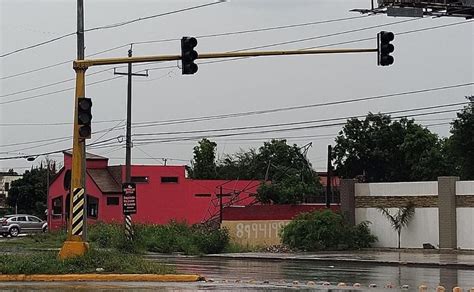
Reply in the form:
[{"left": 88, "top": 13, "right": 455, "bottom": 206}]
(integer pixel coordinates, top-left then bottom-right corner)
[
  {"left": 355, "top": 181, "right": 438, "bottom": 197},
  {"left": 456, "top": 181, "right": 474, "bottom": 250},
  {"left": 355, "top": 181, "right": 438, "bottom": 248},
  {"left": 356, "top": 208, "right": 439, "bottom": 248}
]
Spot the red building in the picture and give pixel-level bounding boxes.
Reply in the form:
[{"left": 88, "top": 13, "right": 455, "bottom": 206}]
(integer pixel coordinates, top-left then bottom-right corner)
[{"left": 47, "top": 151, "right": 259, "bottom": 230}]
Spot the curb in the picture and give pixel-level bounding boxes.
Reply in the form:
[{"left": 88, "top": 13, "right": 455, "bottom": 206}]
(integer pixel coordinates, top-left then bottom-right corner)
[
  {"left": 0, "top": 274, "right": 204, "bottom": 282},
  {"left": 203, "top": 254, "right": 474, "bottom": 269}
]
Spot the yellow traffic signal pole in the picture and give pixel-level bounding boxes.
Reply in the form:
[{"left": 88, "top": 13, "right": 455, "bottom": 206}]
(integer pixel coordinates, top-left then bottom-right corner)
[
  {"left": 75, "top": 48, "right": 377, "bottom": 68},
  {"left": 58, "top": 66, "right": 89, "bottom": 260},
  {"left": 59, "top": 46, "right": 377, "bottom": 259}
]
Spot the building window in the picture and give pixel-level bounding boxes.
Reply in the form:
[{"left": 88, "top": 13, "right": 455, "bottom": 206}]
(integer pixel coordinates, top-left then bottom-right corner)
[
  {"left": 87, "top": 196, "right": 99, "bottom": 219},
  {"left": 107, "top": 197, "right": 119, "bottom": 206},
  {"left": 131, "top": 176, "right": 149, "bottom": 183},
  {"left": 161, "top": 176, "right": 178, "bottom": 183},
  {"left": 52, "top": 196, "right": 62, "bottom": 216},
  {"left": 4, "top": 182, "right": 10, "bottom": 191}
]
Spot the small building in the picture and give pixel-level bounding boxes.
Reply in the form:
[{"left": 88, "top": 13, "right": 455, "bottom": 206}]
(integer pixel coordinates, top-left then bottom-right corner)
[
  {"left": 0, "top": 171, "right": 23, "bottom": 209},
  {"left": 47, "top": 151, "right": 259, "bottom": 230}
]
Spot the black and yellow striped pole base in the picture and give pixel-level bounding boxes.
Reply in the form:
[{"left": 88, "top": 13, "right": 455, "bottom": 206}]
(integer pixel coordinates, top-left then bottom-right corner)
[
  {"left": 125, "top": 215, "right": 134, "bottom": 240},
  {"left": 59, "top": 188, "right": 89, "bottom": 259}
]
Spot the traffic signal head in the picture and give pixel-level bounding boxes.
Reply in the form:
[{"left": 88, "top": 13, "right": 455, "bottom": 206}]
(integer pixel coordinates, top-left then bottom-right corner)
[
  {"left": 181, "top": 37, "right": 198, "bottom": 75},
  {"left": 377, "top": 31, "right": 395, "bottom": 66},
  {"left": 77, "top": 97, "right": 92, "bottom": 139}
]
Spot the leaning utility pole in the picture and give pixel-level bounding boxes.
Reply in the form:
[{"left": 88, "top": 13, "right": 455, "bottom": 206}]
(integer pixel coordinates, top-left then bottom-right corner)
[
  {"left": 113, "top": 47, "right": 148, "bottom": 240},
  {"left": 59, "top": 0, "right": 89, "bottom": 259}
]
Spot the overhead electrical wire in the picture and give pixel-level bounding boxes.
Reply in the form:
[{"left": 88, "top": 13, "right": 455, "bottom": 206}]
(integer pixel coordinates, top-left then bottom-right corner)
[
  {"left": 0, "top": 1, "right": 224, "bottom": 59},
  {"left": 0, "top": 102, "right": 464, "bottom": 160},
  {"left": 115, "top": 83, "right": 474, "bottom": 130},
  {"left": 0, "top": 84, "right": 470, "bottom": 149},
  {"left": 1, "top": 15, "right": 370, "bottom": 80},
  {"left": 131, "top": 106, "right": 463, "bottom": 139},
  {"left": 1, "top": 19, "right": 470, "bottom": 105},
  {"left": 0, "top": 15, "right": 374, "bottom": 95}
]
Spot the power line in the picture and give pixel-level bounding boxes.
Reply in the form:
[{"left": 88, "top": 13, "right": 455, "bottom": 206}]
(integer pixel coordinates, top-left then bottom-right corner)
[
  {"left": 133, "top": 15, "right": 370, "bottom": 46},
  {"left": 0, "top": 16, "right": 372, "bottom": 96},
  {"left": 229, "top": 18, "right": 418, "bottom": 53},
  {"left": 0, "top": 84, "right": 470, "bottom": 149},
  {"left": 0, "top": 102, "right": 463, "bottom": 160},
  {"left": 0, "top": 15, "right": 369, "bottom": 80},
  {"left": 0, "top": 74, "right": 125, "bottom": 105},
  {"left": 131, "top": 108, "right": 463, "bottom": 146},
  {"left": 0, "top": 32, "right": 76, "bottom": 58},
  {"left": 131, "top": 105, "right": 464, "bottom": 139},
  {"left": 0, "top": 68, "right": 112, "bottom": 99},
  {"left": 126, "top": 83, "right": 474, "bottom": 130},
  {"left": 0, "top": 1, "right": 223, "bottom": 59},
  {"left": 0, "top": 44, "right": 130, "bottom": 81},
  {"left": 2, "top": 19, "right": 470, "bottom": 105},
  {"left": 84, "top": 1, "right": 223, "bottom": 33}
]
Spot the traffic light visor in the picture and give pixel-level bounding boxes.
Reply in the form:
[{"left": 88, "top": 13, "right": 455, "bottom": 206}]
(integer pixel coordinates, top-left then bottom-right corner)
[
  {"left": 79, "top": 125, "right": 91, "bottom": 138},
  {"left": 380, "top": 31, "right": 394, "bottom": 42},
  {"left": 78, "top": 98, "right": 92, "bottom": 111},
  {"left": 181, "top": 37, "right": 197, "bottom": 49}
]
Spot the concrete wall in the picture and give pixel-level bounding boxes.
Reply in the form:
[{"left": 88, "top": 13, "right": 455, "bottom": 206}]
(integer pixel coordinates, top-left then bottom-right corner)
[
  {"left": 352, "top": 179, "right": 474, "bottom": 250},
  {"left": 356, "top": 207, "right": 439, "bottom": 248},
  {"left": 222, "top": 220, "right": 290, "bottom": 246},
  {"left": 355, "top": 182, "right": 439, "bottom": 248},
  {"left": 456, "top": 181, "right": 474, "bottom": 249}
]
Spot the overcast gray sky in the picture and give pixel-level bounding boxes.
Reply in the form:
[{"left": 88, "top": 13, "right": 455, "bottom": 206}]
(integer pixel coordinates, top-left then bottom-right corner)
[{"left": 0, "top": 0, "right": 473, "bottom": 173}]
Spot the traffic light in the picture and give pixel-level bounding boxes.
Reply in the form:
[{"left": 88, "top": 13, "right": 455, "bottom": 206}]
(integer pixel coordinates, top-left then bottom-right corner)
[
  {"left": 377, "top": 31, "right": 395, "bottom": 66},
  {"left": 181, "top": 37, "right": 198, "bottom": 74},
  {"left": 77, "top": 97, "right": 92, "bottom": 139}
]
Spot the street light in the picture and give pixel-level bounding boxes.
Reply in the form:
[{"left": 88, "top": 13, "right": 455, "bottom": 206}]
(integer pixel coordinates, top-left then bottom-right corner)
[{"left": 23, "top": 156, "right": 51, "bottom": 221}]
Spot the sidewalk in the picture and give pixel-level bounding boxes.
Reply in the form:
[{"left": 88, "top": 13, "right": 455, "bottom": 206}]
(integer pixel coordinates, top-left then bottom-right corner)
[{"left": 204, "top": 250, "right": 474, "bottom": 269}]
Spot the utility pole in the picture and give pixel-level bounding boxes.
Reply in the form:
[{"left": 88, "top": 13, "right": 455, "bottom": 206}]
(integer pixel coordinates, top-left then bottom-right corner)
[
  {"left": 113, "top": 47, "right": 148, "bottom": 240},
  {"left": 58, "top": 0, "right": 89, "bottom": 259},
  {"left": 326, "top": 145, "right": 332, "bottom": 208}
]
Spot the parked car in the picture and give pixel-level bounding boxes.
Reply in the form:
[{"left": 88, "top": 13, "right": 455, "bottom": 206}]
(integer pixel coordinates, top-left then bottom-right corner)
[{"left": 0, "top": 214, "right": 48, "bottom": 237}]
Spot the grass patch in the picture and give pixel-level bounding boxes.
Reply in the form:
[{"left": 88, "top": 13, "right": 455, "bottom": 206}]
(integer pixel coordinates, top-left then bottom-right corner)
[
  {"left": 1, "top": 222, "right": 230, "bottom": 255},
  {"left": 0, "top": 249, "right": 174, "bottom": 275},
  {"left": 89, "top": 221, "right": 229, "bottom": 255},
  {"left": 0, "top": 230, "right": 66, "bottom": 249}
]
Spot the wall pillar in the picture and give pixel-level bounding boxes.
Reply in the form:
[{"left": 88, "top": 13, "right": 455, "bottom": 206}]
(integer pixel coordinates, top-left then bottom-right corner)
[
  {"left": 438, "top": 176, "right": 459, "bottom": 249},
  {"left": 340, "top": 179, "right": 356, "bottom": 225}
]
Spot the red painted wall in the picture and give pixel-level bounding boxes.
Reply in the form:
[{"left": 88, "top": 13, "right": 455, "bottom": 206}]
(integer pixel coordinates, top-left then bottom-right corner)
[{"left": 48, "top": 153, "right": 259, "bottom": 230}]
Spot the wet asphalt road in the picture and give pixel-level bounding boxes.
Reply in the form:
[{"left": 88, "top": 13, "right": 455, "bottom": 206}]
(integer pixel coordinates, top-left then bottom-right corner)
[
  {"left": 0, "top": 255, "right": 472, "bottom": 291},
  {"left": 153, "top": 255, "right": 474, "bottom": 289}
]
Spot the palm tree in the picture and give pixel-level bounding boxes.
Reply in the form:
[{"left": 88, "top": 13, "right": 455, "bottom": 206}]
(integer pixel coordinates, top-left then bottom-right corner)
[{"left": 378, "top": 202, "right": 415, "bottom": 249}]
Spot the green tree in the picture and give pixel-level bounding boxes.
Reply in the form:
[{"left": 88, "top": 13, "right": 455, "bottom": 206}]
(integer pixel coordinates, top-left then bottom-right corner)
[
  {"left": 333, "top": 113, "right": 446, "bottom": 182},
  {"left": 216, "top": 149, "right": 259, "bottom": 180},
  {"left": 378, "top": 202, "right": 415, "bottom": 249},
  {"left": 189, "top": 138, "right": 218, "bottom": 179},
  {"left": 7, "top": 166, "right": 54, "bottom": 217},
  {"left": 253, "top": 140, "right": 321, "bottom": 204},
  {"left": 447, "top": 97, "right": 474, "bottom": 179}
]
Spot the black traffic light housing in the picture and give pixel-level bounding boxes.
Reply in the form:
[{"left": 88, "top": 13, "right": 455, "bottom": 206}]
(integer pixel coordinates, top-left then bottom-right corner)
[
  {"left": 181, "top": 37, "right": 198, "bottom": 74},
  {"left": 77, "top": 97, "right": 92, "bottom": 139},
  {"left": 377, "top": 31, "right": 395, "bottom": 66}
]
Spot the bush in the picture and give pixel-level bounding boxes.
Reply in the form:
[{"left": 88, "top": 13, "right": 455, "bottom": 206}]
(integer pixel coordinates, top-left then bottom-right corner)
[
  {"left": 87, "top": 221, "right": 229, "bottom": 255},
  {"left": 280, "top": 210, "right": 377, "bottom": 251}
]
